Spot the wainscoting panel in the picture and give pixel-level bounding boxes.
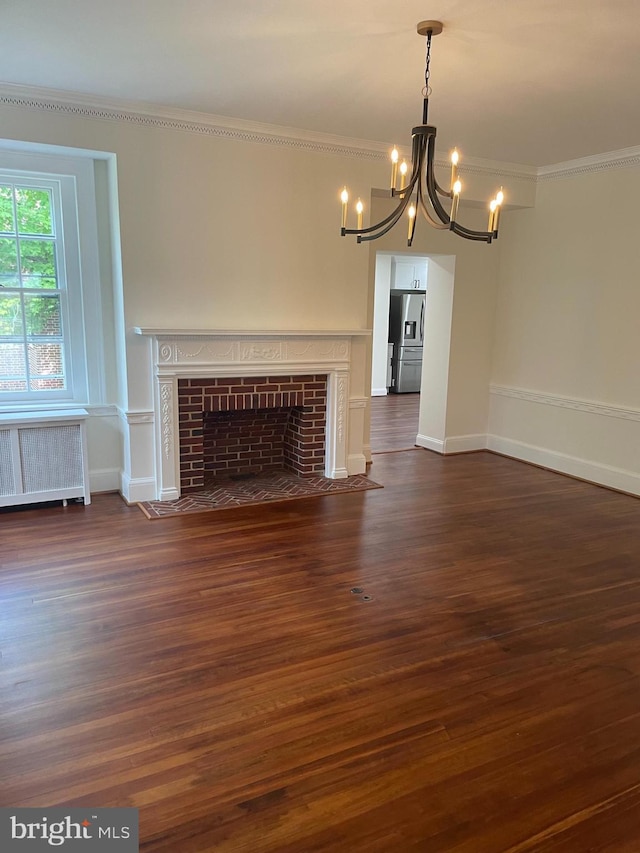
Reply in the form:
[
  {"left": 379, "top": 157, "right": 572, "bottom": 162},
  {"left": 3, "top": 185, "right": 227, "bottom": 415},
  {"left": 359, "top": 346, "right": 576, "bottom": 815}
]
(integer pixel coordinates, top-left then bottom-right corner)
[{"left": 489, "top": 385, "right": 640, "bottom": 496}]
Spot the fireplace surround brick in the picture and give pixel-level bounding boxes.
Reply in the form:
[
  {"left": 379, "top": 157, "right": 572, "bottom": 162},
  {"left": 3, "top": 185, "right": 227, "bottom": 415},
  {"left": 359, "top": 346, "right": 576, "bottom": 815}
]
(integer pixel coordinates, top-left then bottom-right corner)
[{"left": 178, "top": 374, "right": 328, "bottom": 492}]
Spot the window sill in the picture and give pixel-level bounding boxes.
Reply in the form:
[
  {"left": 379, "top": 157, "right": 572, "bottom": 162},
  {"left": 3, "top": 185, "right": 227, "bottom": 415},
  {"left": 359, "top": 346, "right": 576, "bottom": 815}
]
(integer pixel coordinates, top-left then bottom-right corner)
[{"left": 0, "top": 402, "right": 117, "bottom": 418}]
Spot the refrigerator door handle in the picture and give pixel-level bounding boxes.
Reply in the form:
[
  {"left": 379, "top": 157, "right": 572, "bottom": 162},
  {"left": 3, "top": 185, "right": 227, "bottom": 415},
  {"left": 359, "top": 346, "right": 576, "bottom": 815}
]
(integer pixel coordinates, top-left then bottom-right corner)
[{"left": 420, "top": 301, "right": 425, "bottom": 344}]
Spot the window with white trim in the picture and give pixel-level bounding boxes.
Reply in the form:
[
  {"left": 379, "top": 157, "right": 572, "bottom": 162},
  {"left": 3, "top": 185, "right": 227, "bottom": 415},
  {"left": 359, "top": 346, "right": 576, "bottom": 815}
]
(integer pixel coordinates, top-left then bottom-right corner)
[
  {"left": 0, "top": 150, "right": 104, "bottom": 408},
  {"left": 0, "top": 177, "right": 69, "bottom": 395}
]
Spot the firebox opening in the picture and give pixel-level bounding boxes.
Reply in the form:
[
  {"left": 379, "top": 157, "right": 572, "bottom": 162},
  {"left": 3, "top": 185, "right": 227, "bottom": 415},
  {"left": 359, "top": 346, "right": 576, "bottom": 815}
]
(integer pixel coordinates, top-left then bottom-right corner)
[
  {"left": 203, "top": 406, "right": 314, "bottom": 487},
  {"left": 178, "top": 374, "right": 328, "bottom": 495}
]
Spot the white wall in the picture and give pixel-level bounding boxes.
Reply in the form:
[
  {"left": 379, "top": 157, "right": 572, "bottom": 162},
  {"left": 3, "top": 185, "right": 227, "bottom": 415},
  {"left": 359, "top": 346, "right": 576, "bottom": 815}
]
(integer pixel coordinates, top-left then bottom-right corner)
[
  {"left": 417, "top": 255, "right": 455, "bottom": 451},
  {"left": 489, "top": 163, "right": 640, "bottom": 494},
  {"left": 371, "top": 254, "right": 392, "bottom": 395},
  {"left": 0, "top": 97, "right": 392, "bottom": 496}
]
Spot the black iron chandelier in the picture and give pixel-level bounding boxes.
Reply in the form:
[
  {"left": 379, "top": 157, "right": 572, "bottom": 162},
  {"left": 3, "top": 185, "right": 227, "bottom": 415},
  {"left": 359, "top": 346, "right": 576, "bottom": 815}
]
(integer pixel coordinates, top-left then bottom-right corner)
[{"left": 340, "top": 21, "right": 504, "bottom": 245}]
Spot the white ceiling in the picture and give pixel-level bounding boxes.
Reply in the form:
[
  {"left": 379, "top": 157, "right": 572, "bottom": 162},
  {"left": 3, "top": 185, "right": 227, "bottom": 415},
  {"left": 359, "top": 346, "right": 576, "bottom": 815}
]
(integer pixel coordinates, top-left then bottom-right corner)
[{"left": 1, "top": 0, "right": 639, "bottom": 167}]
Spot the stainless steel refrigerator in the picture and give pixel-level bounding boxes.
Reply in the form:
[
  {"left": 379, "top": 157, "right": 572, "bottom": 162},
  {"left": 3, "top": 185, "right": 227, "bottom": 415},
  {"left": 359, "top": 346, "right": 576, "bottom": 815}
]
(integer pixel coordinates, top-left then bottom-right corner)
[{"left": 388, "top": 290, "right": 425, "bottom": 393}]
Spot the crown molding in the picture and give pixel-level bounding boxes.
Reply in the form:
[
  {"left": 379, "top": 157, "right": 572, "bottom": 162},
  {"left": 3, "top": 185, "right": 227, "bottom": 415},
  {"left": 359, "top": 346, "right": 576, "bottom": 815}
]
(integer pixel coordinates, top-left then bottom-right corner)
[
  {"left": 457, "top": 157, "right": 537, "bottom": 182},
  {"left": 0, "top": 81, "right": 538, "bottom": 180},
  {"left": 1, "top": 81, "right": 638, "bottom": 182},
  {"left": 537, "top": 145, "right": 640, "bottom": 180},
  {"left": 0, "top": 82, "right": 389, "bottom": 161}
]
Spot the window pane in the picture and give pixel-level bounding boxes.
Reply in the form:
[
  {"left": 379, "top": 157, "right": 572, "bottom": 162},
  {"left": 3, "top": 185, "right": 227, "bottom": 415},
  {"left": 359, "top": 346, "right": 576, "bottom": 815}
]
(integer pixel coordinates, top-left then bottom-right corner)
[
  {"left": 16, "top": 188, "right": 53, "bottom": 235},
  {"left": 0, "top": 293, "right": 24, "bottom": 336},
  {"left": 0, "top": 186, "right": 14, "bottom": 232},
  {"left": 0, "top": 169, "right": 76, "bottom": 400},
  {"left": 19, "top": 238, "right": 56, "bottom": 277},
  {"left": 21, "top": 276, "right": 57, "bottom": 290},
  {"left": 24, "top": 294, "right": 61, "bottom": 337},
  {"left": 30, "top": 376, "right": 66, "bottom": 391},
  {"left": 0, "top": 274, "right": 20, "bottom": 288},
  {"left": 0, "top": 237, "right": 18, "bottom": 274},
  {"left": 0, "top": 343, "right": 27, "bottom": 388},
  {"left": 28, "top": 342, "right": 65, "bottom": 387},
  {"left": 0, "top": 378, "right": 27, "bottom": 391}
]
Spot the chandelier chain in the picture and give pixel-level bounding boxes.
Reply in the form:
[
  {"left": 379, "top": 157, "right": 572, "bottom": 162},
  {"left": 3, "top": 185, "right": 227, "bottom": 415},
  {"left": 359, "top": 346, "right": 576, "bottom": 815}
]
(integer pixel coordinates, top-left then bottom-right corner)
[{"left": 423, "top": 30, "right": 433, "bottom": 98}]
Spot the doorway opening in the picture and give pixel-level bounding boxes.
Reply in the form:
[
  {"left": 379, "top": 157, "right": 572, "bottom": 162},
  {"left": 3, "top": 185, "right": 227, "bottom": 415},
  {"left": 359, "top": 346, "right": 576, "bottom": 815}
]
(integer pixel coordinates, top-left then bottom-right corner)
[{"left": 370, "top": 252, "right": 455, "bottom": 454}]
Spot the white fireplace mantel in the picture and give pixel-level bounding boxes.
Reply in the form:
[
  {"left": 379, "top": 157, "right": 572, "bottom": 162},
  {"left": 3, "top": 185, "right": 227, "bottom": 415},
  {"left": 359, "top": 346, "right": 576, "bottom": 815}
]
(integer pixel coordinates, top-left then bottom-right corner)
[
  {"left": 134, "top": 328, "right": 370, "bottom": 337},
  {"left": 134, "top": 327, "right": 371, "bottom": 500}
]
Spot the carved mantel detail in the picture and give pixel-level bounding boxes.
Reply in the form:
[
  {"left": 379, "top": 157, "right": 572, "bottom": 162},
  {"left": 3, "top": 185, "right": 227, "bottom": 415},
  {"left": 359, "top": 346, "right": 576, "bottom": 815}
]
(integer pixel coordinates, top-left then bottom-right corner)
[{"left": 159, "top": 381, "right": 173, "bottom": 461}]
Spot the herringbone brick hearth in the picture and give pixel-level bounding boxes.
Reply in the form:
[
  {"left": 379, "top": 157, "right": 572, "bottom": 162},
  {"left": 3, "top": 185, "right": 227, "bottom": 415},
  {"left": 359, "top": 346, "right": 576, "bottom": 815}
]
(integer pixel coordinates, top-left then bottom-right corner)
[{"left": 138, "top": 471, "right": 382, "bottom": 518}]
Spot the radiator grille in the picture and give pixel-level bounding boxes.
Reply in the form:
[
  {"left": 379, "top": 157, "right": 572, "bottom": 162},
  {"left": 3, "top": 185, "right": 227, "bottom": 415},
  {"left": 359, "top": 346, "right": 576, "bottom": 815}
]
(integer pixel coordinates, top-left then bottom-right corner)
[
  {"left": 0, "top": 429, "right": 15, "bottom": 496},
  {"left": 19, "top": 425, "right": 84, "bottom": 493}
]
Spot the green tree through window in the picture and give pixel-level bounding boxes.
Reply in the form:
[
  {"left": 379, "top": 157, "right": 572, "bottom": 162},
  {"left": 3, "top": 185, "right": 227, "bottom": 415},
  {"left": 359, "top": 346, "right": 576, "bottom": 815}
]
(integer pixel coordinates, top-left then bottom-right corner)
[{"left": 0, "top": 183, "right": 66, "bottom": 394}]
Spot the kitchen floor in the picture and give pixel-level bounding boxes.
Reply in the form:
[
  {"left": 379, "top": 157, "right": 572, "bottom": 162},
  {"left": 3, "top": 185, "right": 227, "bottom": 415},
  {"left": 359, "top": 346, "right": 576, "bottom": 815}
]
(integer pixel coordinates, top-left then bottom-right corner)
[{"left": 370, "top": 392, "right": 420, "bottom": 453}]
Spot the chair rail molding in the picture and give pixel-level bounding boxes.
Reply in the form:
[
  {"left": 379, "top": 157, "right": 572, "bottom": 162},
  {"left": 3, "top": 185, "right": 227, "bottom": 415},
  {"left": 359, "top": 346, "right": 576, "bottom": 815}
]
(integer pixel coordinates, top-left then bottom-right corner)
[{"left": 490, "top": 384, "right": 640, "bottom": 422}]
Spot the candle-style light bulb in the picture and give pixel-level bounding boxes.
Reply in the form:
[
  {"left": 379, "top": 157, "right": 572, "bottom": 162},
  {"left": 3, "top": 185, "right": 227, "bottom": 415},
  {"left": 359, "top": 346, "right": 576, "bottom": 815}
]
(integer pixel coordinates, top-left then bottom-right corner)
[
  {"left": 340, "top": 187, "right": 349, "bottom": 230},
  {"left": 488, "top": 199, "right": 498, "bottom": 232},
  {"left": 493, "top": 188, "right": 504, "bottom": 231},
  {"left": 407, "top": 203, "right": 417, "bottom": 243},
  {"left": 450, "top": 149, "right": 459, "bottom": 190},
  {"left": 399, "top": 160, "right": 408, "bottom": 190},
  {"left": 390, "top": 146, "right": 399, "bottom": 190},
  {"left": 356, "top": 198, "right": 364, "bottom": 230},
  {"left": 450, "top": 179, "right": 462, "bottom": 224}
]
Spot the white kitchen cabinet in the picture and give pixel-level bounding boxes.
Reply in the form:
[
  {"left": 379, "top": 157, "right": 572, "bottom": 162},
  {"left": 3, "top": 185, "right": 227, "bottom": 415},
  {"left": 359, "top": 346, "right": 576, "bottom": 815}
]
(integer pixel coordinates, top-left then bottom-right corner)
[
  {"left": 391, "top": 258, "right": 428, "bottom": 290},
  {"left": 0, "top": 409, "right": 91, "bottom": 508}
]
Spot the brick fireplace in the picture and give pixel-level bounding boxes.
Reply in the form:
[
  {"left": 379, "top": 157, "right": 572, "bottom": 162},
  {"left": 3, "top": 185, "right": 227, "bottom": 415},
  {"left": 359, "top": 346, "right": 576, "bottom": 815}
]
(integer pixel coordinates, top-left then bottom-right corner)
[
  {"left": 133, "top": 329, "right": 369, "bottom": 501},
  {"left": 178, "top": 374, "right": 327, "bottom": 493}
]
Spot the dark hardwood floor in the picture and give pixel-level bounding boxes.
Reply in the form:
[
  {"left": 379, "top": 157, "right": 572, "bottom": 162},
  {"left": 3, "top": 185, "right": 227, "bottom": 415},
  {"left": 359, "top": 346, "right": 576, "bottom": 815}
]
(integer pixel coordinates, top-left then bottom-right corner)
[
  {"left": 3, "top": 450, "right": 640, "bottom": 851},
  {"left": 370, "top": 392, "right": 420, "bottom": 453}
]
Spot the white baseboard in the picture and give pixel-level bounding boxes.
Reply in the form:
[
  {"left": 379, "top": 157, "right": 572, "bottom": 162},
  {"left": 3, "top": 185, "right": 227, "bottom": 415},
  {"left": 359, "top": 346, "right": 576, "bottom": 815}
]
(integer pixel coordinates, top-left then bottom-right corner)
[
  {"left": 487, "top": 435, "right": 640, "bottom": 497},
  {"left": 443, "top": 434, "right": 487, "bottom": 454},
  {"left": 347, "top": 452, "right": 367, "bottom": 475},
  {"left": 326, "top": 466, "right": 349, "bottom": 479},
  {"left": 89, "top": 468, "right": 120, "bottom": 493},
  {"left": 158, "top": 487, "right": 179, "bottom": 501},
  {"left": 416, "top": 433, "right": 487, "bottom": 454},
  {"left": 120, "top": 474, "right": 158, "bottom": 504},
  {"left": 416, "top": 434, "right": 445, "bottom": 453},
  {"left": 371, "top": 387, "right": 388, "bottom": 397}
]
